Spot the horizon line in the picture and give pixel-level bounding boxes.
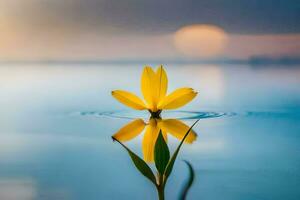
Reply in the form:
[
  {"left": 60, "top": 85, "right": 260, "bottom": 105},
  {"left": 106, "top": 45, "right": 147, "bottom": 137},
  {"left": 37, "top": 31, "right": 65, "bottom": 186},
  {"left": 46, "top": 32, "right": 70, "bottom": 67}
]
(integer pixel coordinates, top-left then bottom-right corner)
[{"left": 0, "top": 56, "right": 300, "bottom": 66}]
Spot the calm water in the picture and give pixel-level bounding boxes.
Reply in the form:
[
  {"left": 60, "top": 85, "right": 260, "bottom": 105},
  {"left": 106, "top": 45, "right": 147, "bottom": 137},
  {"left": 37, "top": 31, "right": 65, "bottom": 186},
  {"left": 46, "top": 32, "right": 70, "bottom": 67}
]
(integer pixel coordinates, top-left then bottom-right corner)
[{"left": 0, "top": 64, "right": 300, "bottom": 200}]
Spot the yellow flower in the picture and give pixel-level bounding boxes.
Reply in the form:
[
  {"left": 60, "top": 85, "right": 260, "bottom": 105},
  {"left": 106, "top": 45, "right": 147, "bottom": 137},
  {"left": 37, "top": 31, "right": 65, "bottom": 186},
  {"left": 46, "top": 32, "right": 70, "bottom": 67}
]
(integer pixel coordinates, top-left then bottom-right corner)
[
  {"left": 111, "top": 65, "right": 197, "bottom": 116},
  {"left": 113, "top": 118, "right": 197, "bottom": 162}
]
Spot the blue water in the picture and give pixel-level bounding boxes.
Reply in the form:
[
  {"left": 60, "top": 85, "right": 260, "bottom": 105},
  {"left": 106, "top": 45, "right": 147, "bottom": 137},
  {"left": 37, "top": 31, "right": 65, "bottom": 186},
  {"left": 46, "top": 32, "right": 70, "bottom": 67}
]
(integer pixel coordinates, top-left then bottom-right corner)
[{"left": 0, "top": 64, "right": 299, "bottom": 199}]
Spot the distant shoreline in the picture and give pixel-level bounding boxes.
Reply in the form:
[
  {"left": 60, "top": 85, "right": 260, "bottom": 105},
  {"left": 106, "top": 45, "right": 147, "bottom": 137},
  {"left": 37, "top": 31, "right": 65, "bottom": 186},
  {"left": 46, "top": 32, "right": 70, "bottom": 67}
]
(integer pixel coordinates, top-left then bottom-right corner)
[{"left": 1, "top": 56, "right": 300, "bottom": 66}]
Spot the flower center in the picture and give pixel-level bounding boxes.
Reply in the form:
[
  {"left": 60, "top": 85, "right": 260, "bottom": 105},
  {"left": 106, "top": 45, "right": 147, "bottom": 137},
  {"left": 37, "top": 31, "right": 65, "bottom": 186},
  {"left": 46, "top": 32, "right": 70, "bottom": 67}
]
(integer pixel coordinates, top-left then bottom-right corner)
[{"left": 149, "top": 110, "right": 162, "bottom": 119}]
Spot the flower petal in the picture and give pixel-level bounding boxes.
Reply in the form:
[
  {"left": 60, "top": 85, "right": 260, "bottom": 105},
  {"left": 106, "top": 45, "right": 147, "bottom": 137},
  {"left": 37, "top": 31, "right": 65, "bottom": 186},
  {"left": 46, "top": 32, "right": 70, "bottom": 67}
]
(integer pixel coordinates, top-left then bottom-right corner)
[
  {"left": 141, "top": 66, "right": 157, "bottom": 110},
  {"left": 159, "top": 119, "right": 197, "bottom": 143},
  {"left": 113, "top": 119, "right": 146, "bottom": 142},
  {"left": 142, "top": 119, "right": 160, "bottom": 162},
  {"left": 112, "top": 90, "right": 147, "bottom": 110},
  {"left": 158, "top": 88, "right": 197, "bottom": 110},
  {"left": 156, "top": 118, "right": 168, "bottom": 142},
  {"left": 156, "top": 65, "right": 168, "bottom": 103}
]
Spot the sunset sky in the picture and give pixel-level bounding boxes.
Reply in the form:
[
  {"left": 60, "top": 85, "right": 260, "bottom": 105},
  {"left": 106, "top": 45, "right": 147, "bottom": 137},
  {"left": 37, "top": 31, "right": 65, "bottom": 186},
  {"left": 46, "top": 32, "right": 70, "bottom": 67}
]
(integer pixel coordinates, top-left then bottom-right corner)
[{"left": 0, "top": 0, "right": 299, "bottom": 60}]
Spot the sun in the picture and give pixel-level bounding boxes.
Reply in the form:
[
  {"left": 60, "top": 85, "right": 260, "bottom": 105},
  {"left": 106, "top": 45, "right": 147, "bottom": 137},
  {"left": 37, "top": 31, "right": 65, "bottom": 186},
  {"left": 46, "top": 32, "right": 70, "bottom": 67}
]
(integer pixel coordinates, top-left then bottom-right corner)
[{"left": 174, "top": 24, "right": 228, "bottom": 58}]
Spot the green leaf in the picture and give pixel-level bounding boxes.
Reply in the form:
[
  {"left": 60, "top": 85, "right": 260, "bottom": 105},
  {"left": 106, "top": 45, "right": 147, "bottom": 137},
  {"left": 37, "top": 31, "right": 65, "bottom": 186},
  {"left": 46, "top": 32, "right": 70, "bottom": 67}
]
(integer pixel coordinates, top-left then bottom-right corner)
[
  {"left": 164, "top": 119, "right": 199, "bottom": 180},
  {"left": 154, "top": 130, "right": 170, "bottom": 175},
  {"left": 112, "top": 136, "right": 157, "bottom": 185},
  {"left": 179, "top": 160, "right": 195, "bottom": 200}
]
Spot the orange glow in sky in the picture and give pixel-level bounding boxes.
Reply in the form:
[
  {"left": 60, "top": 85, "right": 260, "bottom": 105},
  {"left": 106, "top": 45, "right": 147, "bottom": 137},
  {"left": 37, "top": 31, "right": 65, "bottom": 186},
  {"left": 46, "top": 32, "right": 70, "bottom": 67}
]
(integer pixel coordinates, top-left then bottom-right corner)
[{"left": 174, "top": 24, "right": 228, "bottom": 58}]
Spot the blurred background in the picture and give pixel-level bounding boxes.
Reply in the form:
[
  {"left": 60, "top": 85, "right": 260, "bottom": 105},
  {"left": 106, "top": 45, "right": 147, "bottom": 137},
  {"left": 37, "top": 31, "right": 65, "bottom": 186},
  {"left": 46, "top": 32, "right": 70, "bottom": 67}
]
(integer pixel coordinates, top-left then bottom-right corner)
[
  {"left": 0, "top": 1, "right": 300, "bottom": 200},
  {"left": 0, "top": 0, "right": 299, "bottom": 61}
]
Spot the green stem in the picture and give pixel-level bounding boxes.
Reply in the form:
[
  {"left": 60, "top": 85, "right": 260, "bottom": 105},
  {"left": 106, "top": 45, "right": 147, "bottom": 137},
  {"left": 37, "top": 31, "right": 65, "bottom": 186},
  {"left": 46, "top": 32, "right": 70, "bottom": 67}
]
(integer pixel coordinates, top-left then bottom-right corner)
[
  {"left": 157, "top": 174, "right": 165, "bottom": 200},
  {"left": 157, "top": 185, "right": 165, "bottom": 200}
]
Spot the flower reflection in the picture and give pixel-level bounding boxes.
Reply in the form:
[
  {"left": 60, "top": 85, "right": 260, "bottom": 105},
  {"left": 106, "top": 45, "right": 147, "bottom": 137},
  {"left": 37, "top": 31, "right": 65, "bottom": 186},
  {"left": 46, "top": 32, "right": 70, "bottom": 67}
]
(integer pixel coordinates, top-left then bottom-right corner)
[{"left": 113, "top": 118, "right": 197, "bottom": 162}]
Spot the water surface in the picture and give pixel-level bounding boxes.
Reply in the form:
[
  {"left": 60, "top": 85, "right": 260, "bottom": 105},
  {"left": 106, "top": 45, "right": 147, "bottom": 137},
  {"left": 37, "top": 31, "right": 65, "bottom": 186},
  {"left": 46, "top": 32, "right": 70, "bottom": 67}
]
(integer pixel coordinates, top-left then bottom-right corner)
[{"left": 0, "top": 64, "right": 300, "bottom": 199}]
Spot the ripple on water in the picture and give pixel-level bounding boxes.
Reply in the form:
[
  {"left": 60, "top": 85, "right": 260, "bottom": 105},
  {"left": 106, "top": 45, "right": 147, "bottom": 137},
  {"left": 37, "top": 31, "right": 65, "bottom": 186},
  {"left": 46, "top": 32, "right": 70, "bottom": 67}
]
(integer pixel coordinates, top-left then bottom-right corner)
[
  {"left": 78, "top": 110, "right": 235, "bottom": 120},
  {"left": 75, "top": 110, "right": 300, "bottom": 120}
]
